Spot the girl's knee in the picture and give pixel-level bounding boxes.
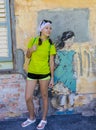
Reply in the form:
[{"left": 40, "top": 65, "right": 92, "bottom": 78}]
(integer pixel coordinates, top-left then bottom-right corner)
[
  {"left": 42, "top": 94, "right": 48, "bottom": 100},
  {"left": 25, "top": 96, "right": 32, "bottom": 103}
]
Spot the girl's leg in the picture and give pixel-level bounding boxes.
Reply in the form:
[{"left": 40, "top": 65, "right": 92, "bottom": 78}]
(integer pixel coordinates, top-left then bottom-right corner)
[
  {"left": 25, "top": 79, "right": 37, "bottom": 119},
  {"left": 39, "top": 79, "right": 49, "bottom": 120}
]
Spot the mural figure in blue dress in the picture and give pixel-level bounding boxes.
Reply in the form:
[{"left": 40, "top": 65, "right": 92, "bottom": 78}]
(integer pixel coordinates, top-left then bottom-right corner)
[
  {"left": 54, "top": 50, "right": 76, "bottom": 92},
  {"left": 52, "top": 31, "right": 77, "bottom": 111}
]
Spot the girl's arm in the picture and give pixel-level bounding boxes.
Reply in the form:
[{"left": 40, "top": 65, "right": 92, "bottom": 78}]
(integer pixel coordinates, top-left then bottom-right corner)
[
  {"left": 26, "top": 45, "right": 37, "bottom": 58},
  {"left": 49, "top": 55, "right": 55, "bottom": 87}
]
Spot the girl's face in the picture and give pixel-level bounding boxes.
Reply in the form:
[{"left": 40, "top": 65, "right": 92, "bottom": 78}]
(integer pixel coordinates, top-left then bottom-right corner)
[{"left": 41, "top": 24, "right": 52, "bottom": 37}]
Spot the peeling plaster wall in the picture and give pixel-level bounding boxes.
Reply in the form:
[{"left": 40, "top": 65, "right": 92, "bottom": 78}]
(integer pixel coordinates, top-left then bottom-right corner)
[
  {"left": 15, "top": 0, "right": 96, "bottom": 108},
  {"left": 0, "top": 0, "right": 95, "bottom": 118},
  {"left": 15, "top": 1, "right": 96, "bottom": 85}
]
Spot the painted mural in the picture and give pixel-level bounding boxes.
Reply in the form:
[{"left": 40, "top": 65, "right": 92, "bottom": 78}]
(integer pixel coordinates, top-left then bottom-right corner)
[
  {"left": 1, "top": 0, "right": 96, "bottom": 120},
  {"left": 31, "top": 30, "right": 96, "bottom": 116},
  {"left": 50, "top": 31, "right": 77, "bottom": 113},
  {"left": 24, "top": 9, "right": 96, "bottom": 117}
]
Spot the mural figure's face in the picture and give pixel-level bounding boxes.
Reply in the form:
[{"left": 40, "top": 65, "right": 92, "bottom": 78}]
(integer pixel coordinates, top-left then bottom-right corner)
[{"left": 65, "top": 36, "right": 74, "bottom": 48}]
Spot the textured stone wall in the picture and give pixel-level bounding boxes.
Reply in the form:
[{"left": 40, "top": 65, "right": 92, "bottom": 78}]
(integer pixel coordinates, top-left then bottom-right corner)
[
  {"left": 1, "top": 0, "right": 96, "bottom": 119},
  {"left": 0, "top": 74, "right": 26, "bottom": 119},
  {"left": 14, "top": 0, "right": 96, "bottom": 116}
]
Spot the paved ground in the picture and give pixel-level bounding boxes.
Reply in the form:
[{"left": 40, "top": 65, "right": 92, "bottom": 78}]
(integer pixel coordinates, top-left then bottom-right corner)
[{"left": 0, "top": 114, "right": 96, "bottom": 130}]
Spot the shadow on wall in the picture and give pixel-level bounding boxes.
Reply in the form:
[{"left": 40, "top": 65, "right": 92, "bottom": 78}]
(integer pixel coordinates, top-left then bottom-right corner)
[{"left": 15, "top": 49, "right": 27, "bottom": 78}]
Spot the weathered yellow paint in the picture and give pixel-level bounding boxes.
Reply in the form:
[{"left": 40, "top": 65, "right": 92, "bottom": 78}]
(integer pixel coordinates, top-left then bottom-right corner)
[
  {"left": 14, "top": 0, "right": 96, "bottom": 106},
  {"left": 44, "top": 0, "right": 96, "bottom": 7}
]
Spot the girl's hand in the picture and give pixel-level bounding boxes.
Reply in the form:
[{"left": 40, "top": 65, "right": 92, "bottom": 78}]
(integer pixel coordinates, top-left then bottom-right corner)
[
  {"left": 49, "top": 78, "right": 54, "bottom": 88},
  {"left": 32, "top": 45, "right": 37, "bottom": 51},
  {"left": 26, "top": 45, "right": 37, "bottom": 58}
]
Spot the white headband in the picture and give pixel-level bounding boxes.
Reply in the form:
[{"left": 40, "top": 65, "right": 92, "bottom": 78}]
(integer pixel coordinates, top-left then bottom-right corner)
[{"left": 38, "top": 21, "right": 51, "bottom": 32}]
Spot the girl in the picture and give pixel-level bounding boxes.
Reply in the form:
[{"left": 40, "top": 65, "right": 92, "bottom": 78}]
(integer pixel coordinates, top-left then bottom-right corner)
[{"left": 21, "top": 19, "right": 56, "bottom": 130}]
